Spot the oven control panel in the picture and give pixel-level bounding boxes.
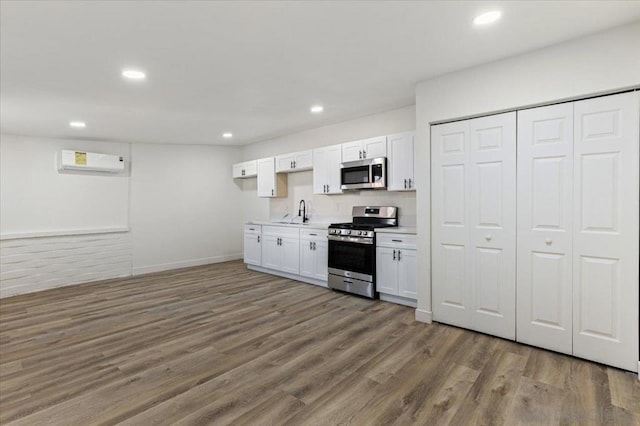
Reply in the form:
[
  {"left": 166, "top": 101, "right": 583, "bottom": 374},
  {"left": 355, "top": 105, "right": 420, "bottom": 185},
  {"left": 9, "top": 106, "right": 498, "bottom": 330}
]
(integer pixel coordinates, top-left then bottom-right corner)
[{"left": 328, "top": 228, "right": 374, "bottom": 238}]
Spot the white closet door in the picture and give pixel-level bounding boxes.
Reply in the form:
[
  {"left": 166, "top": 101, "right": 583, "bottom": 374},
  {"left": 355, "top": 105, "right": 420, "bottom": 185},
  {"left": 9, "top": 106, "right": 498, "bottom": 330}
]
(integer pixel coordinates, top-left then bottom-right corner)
[
  {"left": 431, "top": 120, "right": 472, "bottom": 328},
  {"left": 468, "top": 112, "right": 517, "bottom": 340},
  {"left": 572, "top": 91, "right": 639, "bottom": 372},
  {"left": 517, "top": 103, "right": 574, "bottom": 354}
]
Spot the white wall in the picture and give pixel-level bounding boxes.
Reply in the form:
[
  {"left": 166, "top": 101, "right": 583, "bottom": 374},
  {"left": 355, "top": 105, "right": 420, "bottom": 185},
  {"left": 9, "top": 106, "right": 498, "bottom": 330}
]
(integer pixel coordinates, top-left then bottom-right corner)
[
  {"left": 129, "top": 143, "right": 244, "bottom": 274},
  {"left": 241, "top": 106, "right": 417, "bottom": 226},
  {"left": 0, "top": 134, "right": 130, "bottom": 235},
  {"left": 415, "top": 22, "right": 640, "bottom": 321}
]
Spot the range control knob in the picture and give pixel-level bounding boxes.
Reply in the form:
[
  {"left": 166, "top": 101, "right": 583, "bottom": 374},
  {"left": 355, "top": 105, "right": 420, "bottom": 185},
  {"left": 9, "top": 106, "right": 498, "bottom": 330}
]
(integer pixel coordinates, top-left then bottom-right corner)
[{"left": 345, "top": 230, "right": 351, "bottom": 235}]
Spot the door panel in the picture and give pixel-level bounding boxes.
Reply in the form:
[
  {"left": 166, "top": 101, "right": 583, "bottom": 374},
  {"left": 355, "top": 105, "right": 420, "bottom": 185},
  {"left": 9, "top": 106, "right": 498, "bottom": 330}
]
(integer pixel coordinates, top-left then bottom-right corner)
[
  {"left": 299, "top": 240, "right": 315, "bottom": 278},
  {"left": 261, "top": 235, "right": 280, "bottom": 270},
  {"left": 280, "top": 237, "right": 299, "bottom": 274},
  {"left": 469, "top": 112, "right": 516, "bottom": 340},
  {"left": 313, "top": 240, "right": 328, "bottom": 281},
  {"left": 517, "top": 103, "right": 573, "bottom": 354},
  {"left": 376, "top": 247, "right": 397, "bottom": 295},
  {"left": 398, "top": 249, "right": 417, "bottom": 299},
  {"left": 573, "top": 92, "right": 639, "bottom": 372},
  {"left": 431, "top": 120, "right": 471, "bottom": 328}
]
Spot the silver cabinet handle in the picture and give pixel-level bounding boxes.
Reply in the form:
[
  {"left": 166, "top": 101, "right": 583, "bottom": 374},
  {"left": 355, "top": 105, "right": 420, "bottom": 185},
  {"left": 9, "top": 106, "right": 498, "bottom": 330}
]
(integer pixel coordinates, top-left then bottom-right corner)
[
  {"left": 326, "top": 184, "right": 329, "bottom": 192},
  {"left": 404, "top": 179, "right": 407, "bottom": 189},
  {"left": 392, "top": 239, "right": 403, "bottom": 243},
  {"left": 363, "top": 150, "right": 366, "bottom": 158},
  {"left": 310, "top": 241, "right": 313, "bottom": 250},
  {"left": 257, "top": 235, "right": 260, "bottom": 243},
  {"left": 293, "top": 160, "right": 296, "bottom": 168},
  {"left": 398, "top": 250, "right": 402, "bottom": 261},
  {"left": 271, "top": 189, "right": 274, "bottom": 196},
  {"left": 485, "top": 235, "right": 492, "bottom": 241},
  {"left": 309, "top": 233, "right": 317, "bottom": 236},
  {"left": 359, "top": 150, "right": 362, "bottom": 159},
  {"left": 408, "top": 178, "right": 412, "bottom": 188},
  {"left": 393, "top": 249, "right": 396, "bottom": 260},
  {"left": 313, "top": 242, "right": 317, "bottom": 250},
  {"left": 545, "top": 238, "right": 552, "bottom": 245}
]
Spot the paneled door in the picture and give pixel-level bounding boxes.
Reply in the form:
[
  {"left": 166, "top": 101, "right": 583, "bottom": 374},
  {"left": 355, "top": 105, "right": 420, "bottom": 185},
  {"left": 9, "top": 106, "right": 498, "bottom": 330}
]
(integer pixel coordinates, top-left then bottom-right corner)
[
  {"left": 432, "top": 120, "right": 472, "bottom": 329},
  {"left": 432, "top": 112, "right": 516, "bottom": 339},
  {"left": 517, "top": 103, "right": 574, "bottom": 354},
  {"left": 468, "top": 113, "right": 517, "bottom": 340},
  {"left": 572, "top": 91, "right": 639, "bottom": 371}
]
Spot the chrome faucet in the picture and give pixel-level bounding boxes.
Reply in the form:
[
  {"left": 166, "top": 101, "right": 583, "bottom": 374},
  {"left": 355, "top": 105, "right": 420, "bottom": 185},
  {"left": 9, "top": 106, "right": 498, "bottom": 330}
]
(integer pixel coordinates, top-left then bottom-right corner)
[{"left": 298, "top": 199, "right": 308, "bottom": 223}]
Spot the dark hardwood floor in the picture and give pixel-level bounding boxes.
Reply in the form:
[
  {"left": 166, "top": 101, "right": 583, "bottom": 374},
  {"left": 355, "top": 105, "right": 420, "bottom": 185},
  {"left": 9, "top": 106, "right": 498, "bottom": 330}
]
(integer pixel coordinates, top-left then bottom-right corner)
[{"left": 0, "top": 260, "right": 638, "bottom": 425}]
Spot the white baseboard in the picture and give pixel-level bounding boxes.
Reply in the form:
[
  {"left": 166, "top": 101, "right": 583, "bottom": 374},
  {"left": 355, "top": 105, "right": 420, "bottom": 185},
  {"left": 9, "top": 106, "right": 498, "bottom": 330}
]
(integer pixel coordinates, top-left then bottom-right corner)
[
  {"left": 247, "top": 264, "right": 328, "bottom": 288},
  {"left": 415, "top": 308, "right": 433, "bottom": 324},
  {"left": 132, "top": 253, "right": 242, "bottom": 275}
]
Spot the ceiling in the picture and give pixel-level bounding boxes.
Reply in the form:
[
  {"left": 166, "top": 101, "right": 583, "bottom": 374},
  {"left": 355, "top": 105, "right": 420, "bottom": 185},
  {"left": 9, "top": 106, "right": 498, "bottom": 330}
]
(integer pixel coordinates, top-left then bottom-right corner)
[{"left": 2, "top": 1, "right": 640, "bottom": 146}]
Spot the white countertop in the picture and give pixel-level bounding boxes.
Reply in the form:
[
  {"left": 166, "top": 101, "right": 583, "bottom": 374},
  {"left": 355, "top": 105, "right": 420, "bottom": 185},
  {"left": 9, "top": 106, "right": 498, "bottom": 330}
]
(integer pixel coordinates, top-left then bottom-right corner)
[
  {"left": 375, "top": 227, "right": 417, "bottom": 234},
  {"left": 245, "top": 220, "right": 330, "bottom": 230}
]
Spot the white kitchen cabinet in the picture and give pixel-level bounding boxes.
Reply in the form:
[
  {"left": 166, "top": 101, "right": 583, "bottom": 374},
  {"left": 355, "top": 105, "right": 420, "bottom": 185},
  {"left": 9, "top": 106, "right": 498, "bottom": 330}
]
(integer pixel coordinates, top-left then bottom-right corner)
[
  {"left": 387, "top": 131, "right": 415, "bottom": 191},
  {"left": 299, "top": 229, "right": 328, "bottom": 282},
  {"left": 342, "top": 136, "right": 387, "bottom": 162},
  {"left": 232, "top": 160, "right": 257, "bottom": 178},
  {"left": 313, "top": 144, "right": 343, "bottom": 194},
  {"left": 275, "top": 150, "right": 313, "bottom": 173},
  {"left": 431, "top": 112, "right": 517, "bottom": 340},
  {"left": 257, "top": 157, "right": 287, "bottom": 198},
  {"left": 243, "top": 225, "right": 262, "bottom": 266},
  {"left": 261, "top": 226, "right": 300, "bottom": 274},
  {"left": 376, "top": 233, "right": 417, "bottom": 306}
]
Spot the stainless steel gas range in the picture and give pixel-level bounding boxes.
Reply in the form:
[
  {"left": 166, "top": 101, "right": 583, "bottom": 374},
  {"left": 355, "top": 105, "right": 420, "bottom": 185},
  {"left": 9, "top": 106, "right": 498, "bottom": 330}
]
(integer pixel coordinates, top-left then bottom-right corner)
[{"left": 327, "top": 206, "right": 398, "bottom": 298}]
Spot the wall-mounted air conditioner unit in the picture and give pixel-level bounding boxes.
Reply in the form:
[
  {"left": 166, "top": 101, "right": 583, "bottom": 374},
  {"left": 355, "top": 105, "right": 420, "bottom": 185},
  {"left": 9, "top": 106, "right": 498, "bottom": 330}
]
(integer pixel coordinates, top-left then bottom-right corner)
[{"left": 59, "top": 150, "right": 125, "bottom": 173}]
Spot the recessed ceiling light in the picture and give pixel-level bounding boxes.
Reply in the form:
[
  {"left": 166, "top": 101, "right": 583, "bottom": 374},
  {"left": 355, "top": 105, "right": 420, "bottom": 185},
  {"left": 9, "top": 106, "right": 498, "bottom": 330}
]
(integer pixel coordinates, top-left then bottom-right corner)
[
  {"left": 121, "top": 69, "right": 146, "bottom": 80},
  {"left": 222, "top": 132, "right": 233, "bottom": 138},
  {"left": 69, "top": 121, "right": 86, "bottom": 128},
  {"left": 473, "top": 10, "right": 502, "bottom": 26},
  {"left": 310, "top": 105, "right": 324, "bottom": 113}
]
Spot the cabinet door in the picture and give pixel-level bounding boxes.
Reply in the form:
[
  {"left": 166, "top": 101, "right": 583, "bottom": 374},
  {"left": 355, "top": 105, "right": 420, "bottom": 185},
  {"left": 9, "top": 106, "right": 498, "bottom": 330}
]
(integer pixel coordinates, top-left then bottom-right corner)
[
  {"left": 232, "top": 163, "right": 244, "bottom": 178},
  {"left": 431, "top": 120, "right": 472, "bottom": 328},
  {"left": 280, "top": 236, "right": 300, "bottom": 274},
  {"left": 257, "top": 157, "right": 276, "bottom": 197},
  {"left": 313, "top": 239, "right": 328, "bottom": 281},
  {"left": 244, "top": 233, "right": 262, "bottom": 266},
  {"left": 376, "top": 247, "right": 398, "bottom": 295},
  {"left": 261, "top": 235, "right": 280, "bottom": 270},
  {"left": 299, "top": 239, "right": 315, "bottom": 278},
  {"left": 313, "top": 145, "right": 342, "bottom": 194},
  {"left": 468, "top": 112, "right": 516, "bottom": 340},
  {"left": 276, "top": 154, "right": 295, "bottom": 173},
  {"left": 387, "top": 132, "right": 415, "bottom": 191},
  {"left": 398, "top": 249, "right": 417, "bottom": 299},
  {"left": 362, "top": 136, "right": 387, "bottom": 159},
  {"left": 572, "top": 92, "right": 639, "bottom": 372},
  {"left": 342, "top": 141, "right": 363, "bottom": 162},
  {"left": 243, "top": 160, "right": 257, "bottom": 177},
  {"left": 517, "top": 103, "right": 574, "bottom": 355},
  {"left": 294, "top": 150, "right": 313, "bottom": 171}
]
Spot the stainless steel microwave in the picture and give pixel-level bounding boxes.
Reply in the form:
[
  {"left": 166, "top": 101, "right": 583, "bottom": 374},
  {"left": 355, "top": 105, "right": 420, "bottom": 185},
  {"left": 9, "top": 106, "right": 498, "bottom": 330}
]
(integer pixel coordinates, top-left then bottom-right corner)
[{"left": 340, "top": 157, "right": 387, "bottom": 190}]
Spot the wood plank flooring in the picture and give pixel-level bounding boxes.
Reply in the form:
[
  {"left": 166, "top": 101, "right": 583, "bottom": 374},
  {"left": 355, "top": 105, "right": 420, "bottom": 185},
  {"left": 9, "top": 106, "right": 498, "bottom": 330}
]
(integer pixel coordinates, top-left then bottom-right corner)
[{"left": 1, "top": 260, "right": 638, "bottom": 425}]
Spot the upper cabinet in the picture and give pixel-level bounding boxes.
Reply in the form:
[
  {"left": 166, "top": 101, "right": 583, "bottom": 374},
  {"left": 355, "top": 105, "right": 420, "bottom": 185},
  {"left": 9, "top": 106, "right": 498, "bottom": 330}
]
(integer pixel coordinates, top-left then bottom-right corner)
[
  {"left": 232, "top": 160, "right": 257, "bottom": 178},
  {"left": 387, "top": 131, "right": 416, "bottom": 191},
  {"left": 257, "top": 157, "right": 287, "bottom": 197},
  {"left": 313, "top": 144, "right": 343, "bottom": 194},
  {"left": 275, "top": 150, "right": 313, "bottom": 173},
  {"left": 342, "top": 136, "right": 387, "bottom": 162}
]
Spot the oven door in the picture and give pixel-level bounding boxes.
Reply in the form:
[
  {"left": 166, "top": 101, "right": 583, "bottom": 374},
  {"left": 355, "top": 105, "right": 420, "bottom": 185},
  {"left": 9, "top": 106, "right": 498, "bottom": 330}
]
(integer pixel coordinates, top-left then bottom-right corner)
[{"left": 328, "top": 237, "right": 374, "bottom": 282}]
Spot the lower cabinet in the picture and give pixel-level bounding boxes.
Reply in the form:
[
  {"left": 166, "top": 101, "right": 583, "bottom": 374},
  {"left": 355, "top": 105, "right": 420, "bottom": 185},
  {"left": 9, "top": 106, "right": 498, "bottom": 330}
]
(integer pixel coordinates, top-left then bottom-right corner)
[
  {"left": 376, "top": 233, "right": 417, "bottom": 306},
  {"left": 261, "top": 226, "right": 299, "bottom": 274},
  {"left": 243, "top": 225, "right": 262, "bottom": 266},
  {"left": 300, "top": 229, "right": 328, "bottom": 281},
  {"left": 244, "top": 224, "right": 328, "bottom": 287}
]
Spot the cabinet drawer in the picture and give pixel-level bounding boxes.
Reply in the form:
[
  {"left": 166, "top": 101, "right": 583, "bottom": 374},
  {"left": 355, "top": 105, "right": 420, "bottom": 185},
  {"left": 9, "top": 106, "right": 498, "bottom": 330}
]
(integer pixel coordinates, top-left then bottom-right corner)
[
  {"left": 377, "top": 233, "right": 417, "bottom": 249},
  {"left": 262, "top": 226, "right": 300, "bottom": 237},
  {"left": 244, "top": 224, "right": 261, "bottom": 234},
  {"left": 300, "top": 229, "right": 327, "bottom": 240}
]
